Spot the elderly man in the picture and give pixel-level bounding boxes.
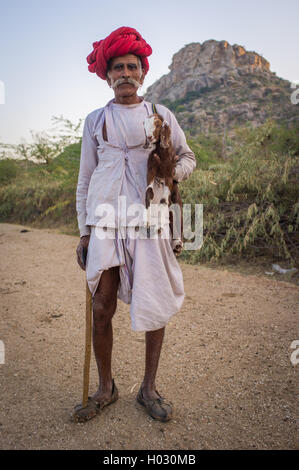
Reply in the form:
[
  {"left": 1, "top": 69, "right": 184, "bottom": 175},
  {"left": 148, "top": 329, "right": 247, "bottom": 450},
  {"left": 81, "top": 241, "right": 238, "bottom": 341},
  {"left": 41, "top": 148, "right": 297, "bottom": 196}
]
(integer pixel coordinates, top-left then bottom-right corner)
[{"left": 75, "top": 27, "right": 196, "bottom": 422}]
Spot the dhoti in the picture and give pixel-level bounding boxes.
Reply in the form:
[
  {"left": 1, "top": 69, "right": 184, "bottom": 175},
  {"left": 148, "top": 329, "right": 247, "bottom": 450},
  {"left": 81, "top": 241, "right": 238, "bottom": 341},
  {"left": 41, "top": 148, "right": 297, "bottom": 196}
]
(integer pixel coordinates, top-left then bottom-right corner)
[{"left": 85, "top": 225, "right": 185, "bottom": 331}]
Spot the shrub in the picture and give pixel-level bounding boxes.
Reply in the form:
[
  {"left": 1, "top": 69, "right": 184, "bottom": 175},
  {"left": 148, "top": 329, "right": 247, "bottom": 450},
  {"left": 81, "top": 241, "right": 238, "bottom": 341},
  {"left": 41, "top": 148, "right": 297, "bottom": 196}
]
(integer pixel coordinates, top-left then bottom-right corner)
[
  {"left": 179, "top": 120, "right": 299, "bottom": 265},
  {"left": 0, "top": 159, "right": 18, "bottom": 185}
]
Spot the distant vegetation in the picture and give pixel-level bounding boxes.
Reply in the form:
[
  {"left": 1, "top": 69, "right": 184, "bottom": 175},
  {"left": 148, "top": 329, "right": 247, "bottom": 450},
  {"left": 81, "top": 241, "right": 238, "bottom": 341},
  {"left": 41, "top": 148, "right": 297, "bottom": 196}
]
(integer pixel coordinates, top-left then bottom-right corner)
[
  {"left": 0, "top": 115, "right": 82, "bottom": 234},
  {"left": 180, "top": 119, "right": 299, "bottom": 267},
  {"left": 0, "top": 118, "right": 298, "bottom": 268}
]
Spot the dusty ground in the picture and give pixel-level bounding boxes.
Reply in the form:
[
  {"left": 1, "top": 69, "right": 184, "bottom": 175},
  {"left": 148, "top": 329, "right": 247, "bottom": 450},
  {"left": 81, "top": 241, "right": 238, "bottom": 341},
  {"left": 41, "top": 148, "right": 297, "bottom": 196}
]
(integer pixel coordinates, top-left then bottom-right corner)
[{"left": 0, "top": 222, "right": 298, "bottom": 450}]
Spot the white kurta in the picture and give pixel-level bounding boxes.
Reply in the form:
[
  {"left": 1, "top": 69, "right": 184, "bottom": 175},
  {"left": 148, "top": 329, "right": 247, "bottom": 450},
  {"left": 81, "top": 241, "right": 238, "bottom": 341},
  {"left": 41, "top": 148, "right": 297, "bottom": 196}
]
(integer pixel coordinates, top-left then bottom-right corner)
[{"left": 76, "top": 98, "right": 196, "bottom": 331}]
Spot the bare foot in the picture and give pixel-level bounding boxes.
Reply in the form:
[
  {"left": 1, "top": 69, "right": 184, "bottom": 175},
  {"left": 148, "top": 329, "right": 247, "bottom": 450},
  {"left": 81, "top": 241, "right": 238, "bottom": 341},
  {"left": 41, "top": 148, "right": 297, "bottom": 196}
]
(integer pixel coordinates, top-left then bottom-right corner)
[
  {"left": 91, "top": 382, "right": 113, "bottom": 403},
  {"left": 140, "top": 385, "right": 161, "bottom": 402}
]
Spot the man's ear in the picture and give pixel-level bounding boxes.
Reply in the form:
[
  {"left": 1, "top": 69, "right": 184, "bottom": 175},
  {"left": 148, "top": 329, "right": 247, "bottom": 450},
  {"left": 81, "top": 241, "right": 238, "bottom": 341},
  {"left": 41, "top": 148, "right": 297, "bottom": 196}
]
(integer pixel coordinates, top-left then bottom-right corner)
[{"left": 139, "top": 70, "right": 145, "bottom": 86}]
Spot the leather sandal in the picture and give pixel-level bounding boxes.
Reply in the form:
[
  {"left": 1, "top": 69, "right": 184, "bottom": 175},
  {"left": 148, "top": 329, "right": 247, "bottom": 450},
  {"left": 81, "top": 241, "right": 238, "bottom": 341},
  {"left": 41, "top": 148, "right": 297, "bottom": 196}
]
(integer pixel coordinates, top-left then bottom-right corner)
[
  {"left": 71, "top": 379, "right": 119, "bottom": 423},
  {"left": 136, "top": 386, "right": 173, "bottom": 422}
]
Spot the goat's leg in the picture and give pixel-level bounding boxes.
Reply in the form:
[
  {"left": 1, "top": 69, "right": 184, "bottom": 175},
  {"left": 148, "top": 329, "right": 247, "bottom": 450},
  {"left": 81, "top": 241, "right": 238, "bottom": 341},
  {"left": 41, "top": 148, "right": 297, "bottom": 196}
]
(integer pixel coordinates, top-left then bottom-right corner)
[
  {"left": 153, "top": 180, "right": 169, "bottom": 235},
  {"left": 145, "top": 155, "right": 160, "bottom": 234},
  {"left": 145, "top": 155, "right": 159, "bottom": 209},
  {"left": 170, "top": 183, "right": 183, "bottom": 255},
  {"left": 159, "top": 182, "right": 170, "bottom": 205},
  {"left": 169, "top": 208, "right": 174, "bottom": 246}
]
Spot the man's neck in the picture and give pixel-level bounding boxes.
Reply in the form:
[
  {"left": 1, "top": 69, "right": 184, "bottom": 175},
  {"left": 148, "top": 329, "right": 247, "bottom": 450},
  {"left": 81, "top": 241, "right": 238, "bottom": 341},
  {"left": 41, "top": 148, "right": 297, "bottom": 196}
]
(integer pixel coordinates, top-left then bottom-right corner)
[{"left": 114, "top": 94, "right": 143, "bottom": 105}]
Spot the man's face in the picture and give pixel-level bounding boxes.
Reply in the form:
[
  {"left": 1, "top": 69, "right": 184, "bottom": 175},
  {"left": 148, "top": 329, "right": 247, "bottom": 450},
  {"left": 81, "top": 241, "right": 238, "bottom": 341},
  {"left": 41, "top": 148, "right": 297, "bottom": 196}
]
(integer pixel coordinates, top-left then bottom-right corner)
[{"left": 107, "top": 54, "right": 145, "bottom": 100}]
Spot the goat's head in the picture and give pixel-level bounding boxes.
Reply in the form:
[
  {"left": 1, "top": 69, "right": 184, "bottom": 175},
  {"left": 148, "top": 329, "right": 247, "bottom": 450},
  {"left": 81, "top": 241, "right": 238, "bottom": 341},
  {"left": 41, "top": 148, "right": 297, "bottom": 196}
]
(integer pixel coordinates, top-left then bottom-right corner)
[{"left": 143, "top": 114, "right": 171, "bottom": 149}]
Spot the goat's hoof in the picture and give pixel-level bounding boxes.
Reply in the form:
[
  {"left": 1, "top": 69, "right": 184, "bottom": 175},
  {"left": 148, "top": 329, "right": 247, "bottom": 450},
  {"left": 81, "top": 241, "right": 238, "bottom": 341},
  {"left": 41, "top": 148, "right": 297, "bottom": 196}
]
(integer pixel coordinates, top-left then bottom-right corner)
[{"left": 172, "top": 239, "right": 183, "bottom": 255}]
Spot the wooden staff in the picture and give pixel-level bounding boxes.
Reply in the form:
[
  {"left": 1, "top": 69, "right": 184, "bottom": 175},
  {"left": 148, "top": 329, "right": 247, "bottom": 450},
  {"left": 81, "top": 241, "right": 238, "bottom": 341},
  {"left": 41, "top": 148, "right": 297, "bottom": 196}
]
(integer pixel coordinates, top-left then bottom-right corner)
[{"left": 82, "top": 281, "right": 92, "bottom": 407}]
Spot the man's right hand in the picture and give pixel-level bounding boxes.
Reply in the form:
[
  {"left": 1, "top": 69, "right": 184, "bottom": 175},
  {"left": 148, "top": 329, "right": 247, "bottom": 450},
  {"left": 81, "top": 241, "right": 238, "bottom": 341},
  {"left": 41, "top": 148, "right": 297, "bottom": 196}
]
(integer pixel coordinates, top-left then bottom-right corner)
[{"left": 76, "top": 235, "right": 90, "bottom": 271}]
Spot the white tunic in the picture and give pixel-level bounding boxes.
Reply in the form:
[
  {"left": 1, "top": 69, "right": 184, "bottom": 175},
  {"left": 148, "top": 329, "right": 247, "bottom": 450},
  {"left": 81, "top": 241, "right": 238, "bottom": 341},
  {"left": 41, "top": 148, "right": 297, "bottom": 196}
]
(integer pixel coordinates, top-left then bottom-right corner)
[
  {"left": 76, "top": 98, "right": 196, "bottom": 331},
  {"left": 112, "top": 100, "right": 149, "bottom": 226},
  {"left": 76, "top": 98, "right": 196, "bottom": 236}
]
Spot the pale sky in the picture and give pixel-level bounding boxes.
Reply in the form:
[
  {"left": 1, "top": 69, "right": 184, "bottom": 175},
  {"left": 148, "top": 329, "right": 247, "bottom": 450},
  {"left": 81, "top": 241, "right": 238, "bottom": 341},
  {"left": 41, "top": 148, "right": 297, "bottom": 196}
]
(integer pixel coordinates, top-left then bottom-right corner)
[{"left": 0, "top": 0, "right": 298, "bottom": 144}]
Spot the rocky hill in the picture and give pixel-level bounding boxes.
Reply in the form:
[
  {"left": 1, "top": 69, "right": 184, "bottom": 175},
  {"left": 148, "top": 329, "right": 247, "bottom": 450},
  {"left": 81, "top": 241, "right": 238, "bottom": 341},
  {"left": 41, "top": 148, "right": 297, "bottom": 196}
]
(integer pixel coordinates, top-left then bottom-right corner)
[{"left": 144, "top": 40, "right": 298, "bottom": 135}]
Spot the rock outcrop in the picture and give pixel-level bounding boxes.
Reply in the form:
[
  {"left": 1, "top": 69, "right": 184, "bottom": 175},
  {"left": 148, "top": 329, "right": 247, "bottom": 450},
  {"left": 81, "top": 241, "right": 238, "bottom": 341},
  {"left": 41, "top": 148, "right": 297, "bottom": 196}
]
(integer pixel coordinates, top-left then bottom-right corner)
[{"left": 144, "top": 40, "right": 298, "bottom": 135}]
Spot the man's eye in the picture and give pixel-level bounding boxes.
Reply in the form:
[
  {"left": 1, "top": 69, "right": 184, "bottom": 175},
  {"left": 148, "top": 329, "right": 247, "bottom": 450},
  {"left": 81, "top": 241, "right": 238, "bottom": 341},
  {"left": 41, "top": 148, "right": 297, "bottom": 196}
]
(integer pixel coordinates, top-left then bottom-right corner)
[
  {"left": 128, "top": 64, "right": 137, "bottom": 70},
  {"left": 114, "top": 64, "right": 123, "bottom": 70}
]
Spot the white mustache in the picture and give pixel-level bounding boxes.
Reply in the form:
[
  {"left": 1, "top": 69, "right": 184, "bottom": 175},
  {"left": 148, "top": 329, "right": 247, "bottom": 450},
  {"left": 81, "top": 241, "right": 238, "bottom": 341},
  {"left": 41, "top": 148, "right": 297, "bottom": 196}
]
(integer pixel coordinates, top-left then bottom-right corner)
[{"left": 111, "top": 77, "right": 141, "bottom": 90}]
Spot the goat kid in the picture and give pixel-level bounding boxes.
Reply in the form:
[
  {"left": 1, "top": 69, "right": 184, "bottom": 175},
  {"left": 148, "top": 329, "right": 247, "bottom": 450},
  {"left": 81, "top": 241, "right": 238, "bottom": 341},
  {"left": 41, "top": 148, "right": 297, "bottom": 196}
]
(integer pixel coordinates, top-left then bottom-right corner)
[{"left": 143, "top": 113, "right": 183, "bottom": 255}]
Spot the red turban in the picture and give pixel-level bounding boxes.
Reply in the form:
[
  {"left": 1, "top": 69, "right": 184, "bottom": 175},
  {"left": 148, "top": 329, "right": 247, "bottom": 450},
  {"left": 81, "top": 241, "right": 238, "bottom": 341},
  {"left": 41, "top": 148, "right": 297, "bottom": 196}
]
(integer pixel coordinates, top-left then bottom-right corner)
[{"left": 86, "top": 26, "right": 152, "bottom": 80}]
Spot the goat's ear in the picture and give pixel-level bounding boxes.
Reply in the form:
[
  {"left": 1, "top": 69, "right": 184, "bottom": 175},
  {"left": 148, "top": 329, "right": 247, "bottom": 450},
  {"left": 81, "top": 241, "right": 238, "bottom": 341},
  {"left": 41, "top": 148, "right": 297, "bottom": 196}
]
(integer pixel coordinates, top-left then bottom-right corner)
[{"left": 160, "top": 121, "right": 171, "bottom": 148}]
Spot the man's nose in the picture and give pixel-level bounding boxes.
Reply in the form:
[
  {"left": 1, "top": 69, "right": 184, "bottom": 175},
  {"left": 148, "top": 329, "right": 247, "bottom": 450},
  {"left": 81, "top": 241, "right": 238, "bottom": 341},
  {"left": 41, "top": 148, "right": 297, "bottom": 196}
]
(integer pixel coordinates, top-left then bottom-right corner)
[{"left": 122, "top": 65, "right": 131, "bottom": 77}]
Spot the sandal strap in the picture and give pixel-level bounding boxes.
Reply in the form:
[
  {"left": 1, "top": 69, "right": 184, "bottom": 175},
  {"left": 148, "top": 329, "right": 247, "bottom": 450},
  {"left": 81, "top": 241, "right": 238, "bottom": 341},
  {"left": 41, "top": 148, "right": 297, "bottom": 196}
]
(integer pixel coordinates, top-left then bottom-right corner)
[
  {"left": 138, "top": 387, "right": 173, "bottom": 416},
  {"left": 90, "top": 379, "right": 118, "bottom": 409}
]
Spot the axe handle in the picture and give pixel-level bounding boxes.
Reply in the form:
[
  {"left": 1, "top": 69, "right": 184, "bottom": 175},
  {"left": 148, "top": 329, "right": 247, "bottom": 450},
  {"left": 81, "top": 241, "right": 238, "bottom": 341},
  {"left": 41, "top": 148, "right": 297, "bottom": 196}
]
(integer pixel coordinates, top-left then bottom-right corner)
[{"left": 82, "top": 280, "right": 92, "bottom": 407}]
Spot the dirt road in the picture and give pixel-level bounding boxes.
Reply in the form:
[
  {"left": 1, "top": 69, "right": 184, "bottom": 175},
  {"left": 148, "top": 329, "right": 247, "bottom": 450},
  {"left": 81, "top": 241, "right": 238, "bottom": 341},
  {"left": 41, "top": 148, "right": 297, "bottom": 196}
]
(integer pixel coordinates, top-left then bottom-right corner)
[{"left": 0, "top": 223, "right": 297, "bottom": 449}]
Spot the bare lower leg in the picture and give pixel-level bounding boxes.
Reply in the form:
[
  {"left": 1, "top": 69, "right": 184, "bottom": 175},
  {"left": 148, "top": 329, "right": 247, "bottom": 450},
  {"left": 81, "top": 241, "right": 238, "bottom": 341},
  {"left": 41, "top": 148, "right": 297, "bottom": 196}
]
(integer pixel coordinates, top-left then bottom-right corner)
[
  {"left": 141, "top": 327, "right": 165, "bottom": 400},
  {"left": 92, "top": 318, "right": 114, "bottom": 400},
  {"left": 91, "top": 267, "right": 119, "bottom": 402}
]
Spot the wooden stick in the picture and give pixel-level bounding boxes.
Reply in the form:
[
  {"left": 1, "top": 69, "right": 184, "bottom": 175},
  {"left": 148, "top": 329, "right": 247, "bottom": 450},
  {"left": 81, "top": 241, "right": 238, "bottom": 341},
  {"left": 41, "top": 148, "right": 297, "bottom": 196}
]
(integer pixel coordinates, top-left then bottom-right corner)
[{"left": 82, "top": 281, "right": 92, "bottom": 407}]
